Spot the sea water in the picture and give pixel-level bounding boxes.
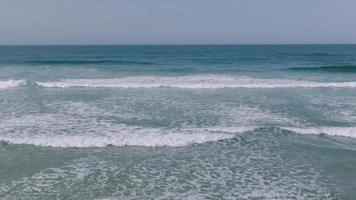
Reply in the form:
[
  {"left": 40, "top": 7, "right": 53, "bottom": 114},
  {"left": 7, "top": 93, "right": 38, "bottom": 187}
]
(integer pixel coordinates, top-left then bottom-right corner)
[{"left": 0, "top": 45, "right": 356, "bottom": 199}]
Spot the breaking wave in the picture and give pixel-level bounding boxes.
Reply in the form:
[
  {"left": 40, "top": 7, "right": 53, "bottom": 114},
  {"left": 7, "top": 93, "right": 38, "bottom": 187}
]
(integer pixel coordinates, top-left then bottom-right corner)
[
  {"left": 2, "top": 125, "right": 356, "bottom": 148},
  {"left": 283, "top": 127, "right": 356, "bottom": 138},
  {"left": 2, "top": 76, "right": 356, "bottom": 89},
  {"left": 35, "top": 75, "right": 356, "bottom": 89},
  {"left": 0, "top": 122, "right": 256, "bottom": 148},
  {"left": 0, "top": 80, "right": 26, "bottom": 89}
]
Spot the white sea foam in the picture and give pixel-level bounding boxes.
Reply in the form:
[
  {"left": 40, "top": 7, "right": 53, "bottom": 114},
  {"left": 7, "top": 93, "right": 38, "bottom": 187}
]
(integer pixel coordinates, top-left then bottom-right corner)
[
  {"left": 283, "top": 127, "right": 356, "bottom": 138},
  {"left": 35, "top": 75, "right": 356, "bottom": 89},
  {"left": 0, "top": 129, "right": 238, "bottom": 148},
  {"left": 4, "top": 125, "right": 354, "bottom": 147},
  {"left": 0, "top": 79, "right": 25, "bottom": 89},
  {"left": 0, "top": 134, "right": 334, "bottom": 200},
  {"left": 0, "top": 114, "right": 256, "bottom": 147}
]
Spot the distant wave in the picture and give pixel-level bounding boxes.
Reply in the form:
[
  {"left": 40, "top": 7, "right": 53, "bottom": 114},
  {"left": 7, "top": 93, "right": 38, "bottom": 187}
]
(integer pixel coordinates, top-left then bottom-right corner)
[
  {"left": 0, "top": 80, "right": 26, "bottom": 89},
  {"left": 35, "top": 75, "right": 356, "bottom": 89},
  {"left": 0, "top": 126, "right": 256, "bottom": 148},
  {"left": 289, "top": 65, "right": 356, "bottom": 73},
  {"left": 282, "top": 127, "right": 356, "bottom": 138},
  {"left": 279, "top": 53, "right": 336, "bottom": 57},
  {"left": 3, "top": 76, "right": 356, "bottom": 90},
  {"left": 26, "top": 59, "right": 158, "bottom": 65}
]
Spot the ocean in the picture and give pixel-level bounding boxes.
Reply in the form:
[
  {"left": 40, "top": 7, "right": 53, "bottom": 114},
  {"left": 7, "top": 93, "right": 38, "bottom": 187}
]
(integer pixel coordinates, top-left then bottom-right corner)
[{"left": 0, "top": 45, "right": 356, "bottom": 199}]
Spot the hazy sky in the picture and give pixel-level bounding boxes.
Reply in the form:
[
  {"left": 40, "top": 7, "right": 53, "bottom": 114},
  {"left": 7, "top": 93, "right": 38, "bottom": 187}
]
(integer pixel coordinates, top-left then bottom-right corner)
[{"left": 1, "top": 0, "right": 356, "bottom": 44}]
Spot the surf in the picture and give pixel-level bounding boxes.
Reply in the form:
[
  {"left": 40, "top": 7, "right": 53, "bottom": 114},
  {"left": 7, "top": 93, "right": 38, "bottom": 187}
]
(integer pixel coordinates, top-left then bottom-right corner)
[
  {"left": 35, "top": 75, "right": 356, "bottom": 89},
  {"left": 282, "top": 127, "right": 356, "bottom": 138},
  {"left": 0, "top": 124, "right": 256, "bottom": 148},
  {"left": 0, "top": 80, "right": 26, "bottom": 89}
]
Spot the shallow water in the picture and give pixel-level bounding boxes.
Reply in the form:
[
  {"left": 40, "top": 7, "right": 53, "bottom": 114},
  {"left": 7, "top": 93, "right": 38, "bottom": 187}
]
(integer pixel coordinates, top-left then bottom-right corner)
[{"left": 1, "top": 45, "right": 356, "bottom": 199}]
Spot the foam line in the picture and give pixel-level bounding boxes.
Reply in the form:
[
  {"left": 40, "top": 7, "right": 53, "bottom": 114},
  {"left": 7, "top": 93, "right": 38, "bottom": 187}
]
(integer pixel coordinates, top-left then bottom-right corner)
[
  {"left": 0, "top": 126, "right": 256, "bottom": 148},
  {"left": 35, "top": 75, "right": 356, "bottom": 89},
  {"left": 282, "top": 127, "right": 356, "bottom": 138},
  {"left": 0, "top": 80, "right": 26, "bottom": 89}
]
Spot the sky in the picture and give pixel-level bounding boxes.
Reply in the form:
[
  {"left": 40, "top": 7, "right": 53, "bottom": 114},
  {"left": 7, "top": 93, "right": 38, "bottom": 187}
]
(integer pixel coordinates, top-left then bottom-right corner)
[{"left": 0, "top": 0, "right": 356, "bottom": 45}]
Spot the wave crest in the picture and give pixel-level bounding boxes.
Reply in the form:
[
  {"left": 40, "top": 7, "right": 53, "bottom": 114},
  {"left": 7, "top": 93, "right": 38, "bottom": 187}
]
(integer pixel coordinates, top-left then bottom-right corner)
[
  {"left": 0, "top": 122, "right": 256, "bottom": 147},
  {"left": 282, "top": 127, "right": 356, "bottom": 138},
  {"left": 35, "top": 76, "right": 356, "bottom": 89},
  {"left": 0, "top": 80, "right": 26, "bottom": 89},
  {"left": 27, "top": 59, "right": 158, "bottom": 65}
]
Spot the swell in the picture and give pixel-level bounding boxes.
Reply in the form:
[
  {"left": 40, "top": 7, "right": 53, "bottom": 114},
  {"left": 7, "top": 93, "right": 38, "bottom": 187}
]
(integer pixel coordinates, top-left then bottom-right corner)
[
  {"left": 25, "top": 59, "right": 158, "bottom": 66},
  {"left": 288, "top": 65, "right": 356, "bottom": 73},
  {"left": 278, "top": 53, "right": 337, "bottom": 57}
]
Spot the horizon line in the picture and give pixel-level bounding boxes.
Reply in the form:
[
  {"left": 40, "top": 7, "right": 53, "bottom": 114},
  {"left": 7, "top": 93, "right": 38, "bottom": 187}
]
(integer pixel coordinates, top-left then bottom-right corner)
[{"left": 1, "top": 43, "right": 356, "bottom": 46}]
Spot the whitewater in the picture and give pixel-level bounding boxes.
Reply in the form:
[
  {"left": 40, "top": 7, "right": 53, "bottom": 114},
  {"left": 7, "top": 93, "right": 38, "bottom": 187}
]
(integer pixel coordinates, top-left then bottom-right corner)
[{"left": 3, "top": 76, "right": 356, "bottom": 90}]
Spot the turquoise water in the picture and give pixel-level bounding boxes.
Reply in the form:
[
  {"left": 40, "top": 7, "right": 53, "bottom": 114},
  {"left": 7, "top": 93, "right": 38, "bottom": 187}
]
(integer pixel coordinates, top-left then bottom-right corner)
[{"left": 1, "top": 45, "right": 356, "bottom": 199}]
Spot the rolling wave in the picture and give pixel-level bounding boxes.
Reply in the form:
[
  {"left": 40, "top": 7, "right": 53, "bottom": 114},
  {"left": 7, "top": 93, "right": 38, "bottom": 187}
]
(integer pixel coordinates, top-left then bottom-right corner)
[
  {"left": 282, "top": 127, "right": 356, "bottom": 138},
  {"left": 279, "top": 53, "right": 336, "bottom": 57},
  {"left": 0, "top": 80, "right": 26, "bottom": 89},
  {"left": 289, "top": 65, "right": 356, "bottom": 73},
  {"left": 0, "top": 126, "right": 255, "bottom": 148},
  {"left": 35, "top": 75, "right": 356, "bottom": 89},
  {"left": 3, "top": 76, "right": 356, "bottom": 90},
  {"left": 26, "top": 59, "right": 158, "bottom": 65},
  {"left": 2, "top": 125, "right": 356, "bottom": 148}
]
